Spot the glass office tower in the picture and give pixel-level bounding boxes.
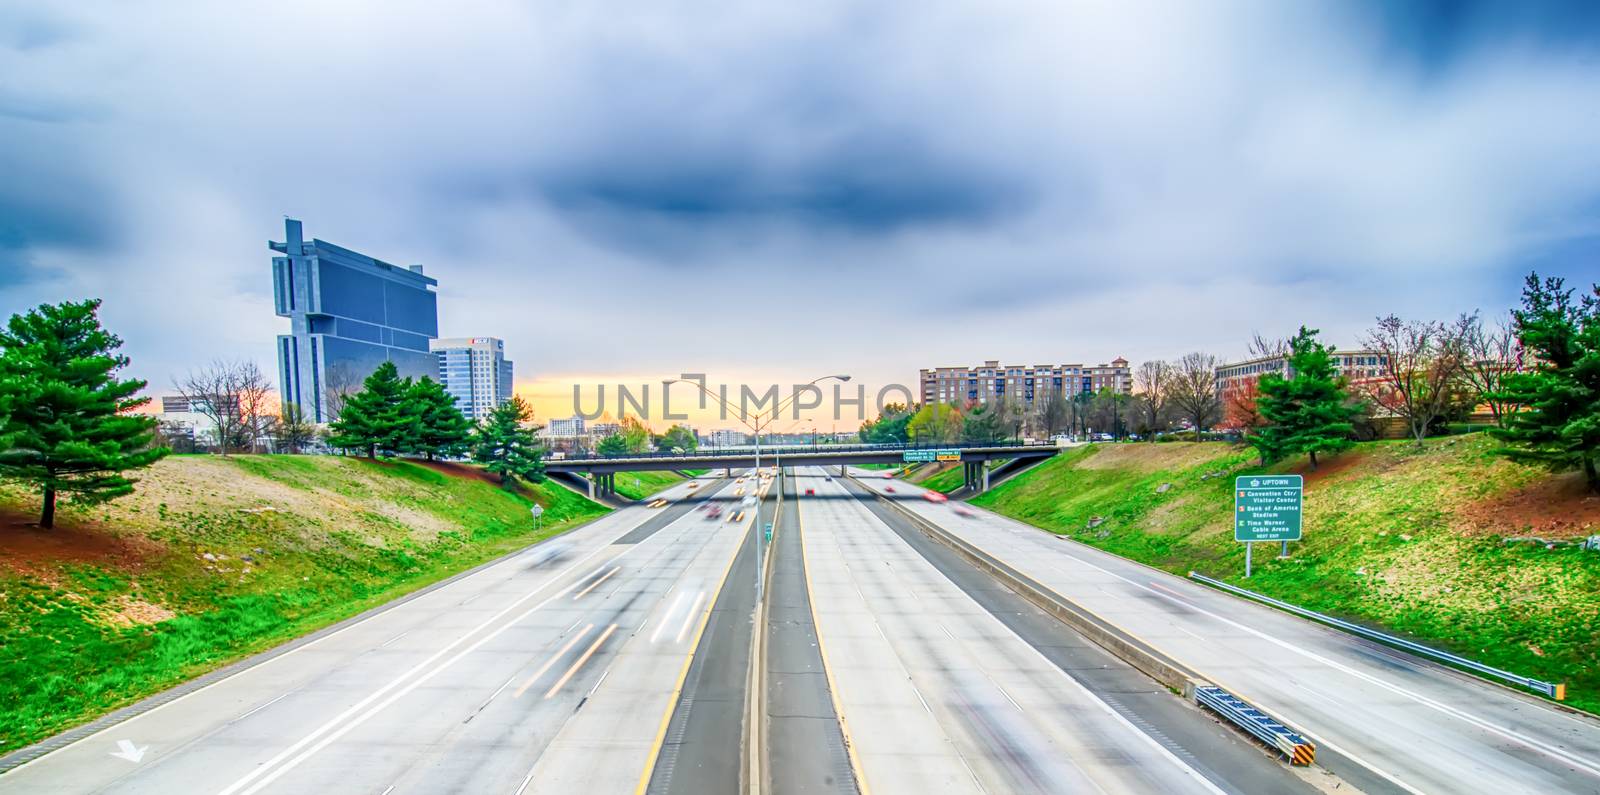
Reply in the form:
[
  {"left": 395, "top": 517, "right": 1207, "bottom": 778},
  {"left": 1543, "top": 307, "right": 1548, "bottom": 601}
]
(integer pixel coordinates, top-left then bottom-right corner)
[
  {"left": 271, "top": 218, "right": 439, "bottom": 423},
  {"left": 430, "top": 337, "right": 514, "bottom": 421}
]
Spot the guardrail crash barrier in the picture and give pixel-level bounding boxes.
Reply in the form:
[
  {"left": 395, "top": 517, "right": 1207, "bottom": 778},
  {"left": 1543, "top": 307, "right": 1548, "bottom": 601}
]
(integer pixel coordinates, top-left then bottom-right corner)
[
  {"left": 1189, "top": 571, "right": 1567, "bottom": 701},
  {"left": 1194, "top": 684, "right": 1315, "bottom": 766}
]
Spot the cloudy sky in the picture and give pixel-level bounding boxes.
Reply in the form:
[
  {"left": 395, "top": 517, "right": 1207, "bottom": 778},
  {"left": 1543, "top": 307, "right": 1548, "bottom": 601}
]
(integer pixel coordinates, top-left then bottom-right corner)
[{"left": 4, "top": 1, "right": 1599, "bottom": 429}]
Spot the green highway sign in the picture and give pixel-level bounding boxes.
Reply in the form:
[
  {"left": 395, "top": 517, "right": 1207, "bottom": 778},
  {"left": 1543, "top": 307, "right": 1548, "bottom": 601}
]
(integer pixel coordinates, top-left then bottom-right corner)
[
  {"left": 903, "top": 448, "right": 960, "bottom": 463},
  {"left": 1234, "top": 475, "right": 1303, "bottom": 542}
]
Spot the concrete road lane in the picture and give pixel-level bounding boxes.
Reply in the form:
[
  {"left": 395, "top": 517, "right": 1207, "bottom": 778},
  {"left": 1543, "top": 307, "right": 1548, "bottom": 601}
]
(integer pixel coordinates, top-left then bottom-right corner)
[
  {"left": 851, "top": 469, "right": 1600, "bottom": 795},
  {"left": 0, "top": 473, "right": 746, "bottom": 795},
  {"left": 802, "top": 468, "right": 1227, "bottom": 794}
]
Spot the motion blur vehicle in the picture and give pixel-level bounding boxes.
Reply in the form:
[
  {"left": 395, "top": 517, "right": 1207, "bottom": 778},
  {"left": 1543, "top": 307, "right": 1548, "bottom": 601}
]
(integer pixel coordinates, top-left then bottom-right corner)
[
  {"left": 524, "top": 541, "right": 572, "bottom": 568},
  {"left": 921, "top": 491, "right": 947, "bottom": 503},
  {"left": 705, "top": 505, "right": 722, "bottom": 519},
  {"left": 804, "top": 487, "right": 815, "bottom": 496}
]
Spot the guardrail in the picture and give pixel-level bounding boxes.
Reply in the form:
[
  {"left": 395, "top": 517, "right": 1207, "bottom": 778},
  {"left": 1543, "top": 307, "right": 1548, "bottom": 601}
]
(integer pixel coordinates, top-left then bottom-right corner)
[
  {"left": 1194, "top": 685, "right": 1315, "bottom": 766},
  {"left": 1188, "top": 571, "right": 1567, "bottom": 701}
]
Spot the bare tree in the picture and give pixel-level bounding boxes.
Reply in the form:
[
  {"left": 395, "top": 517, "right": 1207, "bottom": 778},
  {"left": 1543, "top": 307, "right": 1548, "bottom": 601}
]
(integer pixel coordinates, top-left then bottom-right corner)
[
  {"left": 1167, "top": 352, "right": 1221, "bottom": 439},
  {"left": 322, "top": 362, "right": 363, "bottom": 422},
  {"left": 1460, "top": 312, "right": 1520, "bottom": 427},
  {"left": 1035, "top": 388, "right": 1071, "bottom": 437},
  {"left": 1247, "top": 332, "right": 1289, "bottom": 359},
  {"left": 1360, "top": 314, "right": 1475, "bottom": 443},
  {"left": 273, "top": 403, "right": 318, "bottom": 454},
  {"left": 1133, "top": 360, "right": 1172, "bottom": 441},
  {"left": 176, "top": 360, "right": 275, "bottom": 455}
]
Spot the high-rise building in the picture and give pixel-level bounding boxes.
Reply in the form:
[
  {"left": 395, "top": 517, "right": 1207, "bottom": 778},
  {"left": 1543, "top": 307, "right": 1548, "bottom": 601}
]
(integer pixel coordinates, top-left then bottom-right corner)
[
  {"left": 431, "top": 337, "right": 514, "bottom": 421},
  {"left": 919, "top": 358, "right": 1132, "bottom": 406},
  {"left": 271, "top": 218, "right": 439, "bottom": 423},
  {"left": 545, "top": 415, "right": 586, "bottom": 437}
]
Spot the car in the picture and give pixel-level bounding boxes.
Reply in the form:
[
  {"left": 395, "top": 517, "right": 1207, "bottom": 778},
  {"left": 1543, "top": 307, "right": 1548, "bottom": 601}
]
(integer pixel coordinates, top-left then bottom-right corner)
[
  {"left": 706, "top": 505, "right": 722, "bottom": 519},
  {"left": 953, "top": 506, "right": 975, "bottom": 517},
  {"left": 882, "top": 471, "right": 894, "bottom": 479},
  {"left": 884, "top": 486, "right": 896, "bottom": 493},
  {"left": 824, "top": 476, "right": 832, "bottom": 481},
  {"left": 921, "top": 491, "right": 947, "bottom": 503},
  {"left": 804, "top": 487, "right": 815, "bottom": 496}
]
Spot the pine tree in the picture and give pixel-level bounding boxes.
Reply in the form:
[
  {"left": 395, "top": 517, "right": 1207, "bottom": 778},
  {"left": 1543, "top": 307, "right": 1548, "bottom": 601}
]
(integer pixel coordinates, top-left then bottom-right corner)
[
  {"left": 596, "top": 432, "right": 629, "bottom": 456},
  {"left": 1252, "top": 326, "right": 1358, "bottom": 468},
  {"left": 472, "top": 395, "right": 546, "bottom": 485},
  {"left": 0, "top": 300, "right": 167, "bottom": 528},
  {"left": 410, "top": 377, "right": 473, "bottom": 460},
  {"left": 1489, "top": 274, "right": 1600, "bottom": 492},
  {"left": 327, "top": 361, "right": 415, "bottom": 458}
]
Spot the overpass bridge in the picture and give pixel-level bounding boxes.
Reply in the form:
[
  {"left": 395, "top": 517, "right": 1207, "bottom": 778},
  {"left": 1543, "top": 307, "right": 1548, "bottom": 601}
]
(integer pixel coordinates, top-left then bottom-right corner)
[{"left": 546, "top": 441, "right": 1061, "bottom": 499}]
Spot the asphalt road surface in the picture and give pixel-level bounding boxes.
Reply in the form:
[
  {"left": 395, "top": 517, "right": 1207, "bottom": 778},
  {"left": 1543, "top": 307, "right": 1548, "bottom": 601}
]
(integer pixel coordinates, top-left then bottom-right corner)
[
  {"left": 0, "top": 474, "right": 751, "bottom": 795},
  {"left": 848, "top": 467, "right": 1600, "bottom": 795},
  {"left": 799, "top": 467, "right": 1303, "bottom": 794}
]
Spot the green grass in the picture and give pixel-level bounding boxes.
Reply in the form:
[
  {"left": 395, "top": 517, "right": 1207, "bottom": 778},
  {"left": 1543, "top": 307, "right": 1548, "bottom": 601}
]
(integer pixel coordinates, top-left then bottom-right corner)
[
  {"left": 918, "top": 465, "right": 965, "bottom": 494},
  {"left": 611, "top": 470, "right": 691, "bottom": 501},
  {"left": 0, "top": 455, "right": 608, "bottom": 753},
  {"left": 972, "top": 437, "right": 1600, "bottom": 715}
]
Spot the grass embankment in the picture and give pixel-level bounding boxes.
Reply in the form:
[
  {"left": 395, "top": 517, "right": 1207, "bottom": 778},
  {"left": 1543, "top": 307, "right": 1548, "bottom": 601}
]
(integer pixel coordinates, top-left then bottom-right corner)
[
  {"left": 611, "top": 470, "right": 691, "bottom": 501},
  {"left": 973, "top": 436, "right": 1600, "bottom": 715},
  {"left": 0, "top": 455, "right": 607, "bottom": 753},
  {"left": 916, "top": 464, "right": 965, "bottom": 494}
]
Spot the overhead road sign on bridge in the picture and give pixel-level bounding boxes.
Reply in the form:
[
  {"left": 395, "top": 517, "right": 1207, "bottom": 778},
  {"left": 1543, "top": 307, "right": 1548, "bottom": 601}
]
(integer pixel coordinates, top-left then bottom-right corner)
[{"left": 903, "top": 448, "right": 961, "bottom": 463}]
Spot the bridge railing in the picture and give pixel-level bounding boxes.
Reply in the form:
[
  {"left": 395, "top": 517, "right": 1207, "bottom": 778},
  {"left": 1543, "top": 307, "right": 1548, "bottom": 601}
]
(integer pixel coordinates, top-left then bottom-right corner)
[{"left": 550, "top": 439, "right": 1045, "bottom": 462}]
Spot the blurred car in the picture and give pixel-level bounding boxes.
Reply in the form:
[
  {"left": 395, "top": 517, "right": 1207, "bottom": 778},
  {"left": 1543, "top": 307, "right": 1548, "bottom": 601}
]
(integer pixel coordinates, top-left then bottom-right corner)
[
  {"left": 804, "top": 487, "right": 815, "bottom": 496},
  {"left": 706, "top": 505, "right": 722, "bottom": 519},
  {"left": 525, "top": 541, "right": 572, "bottom": 568},
  {"left": 921, "top": 491, "right": 947, "bottom": 503},
  {"left": 882, "top": 472, "right": 894, "bottom": 479},
  {"left": 953, "top": 506, "right": 975, "bottom": 517},
  {"left": 884, "top": 486, "right": 896, "bottom": 493}
]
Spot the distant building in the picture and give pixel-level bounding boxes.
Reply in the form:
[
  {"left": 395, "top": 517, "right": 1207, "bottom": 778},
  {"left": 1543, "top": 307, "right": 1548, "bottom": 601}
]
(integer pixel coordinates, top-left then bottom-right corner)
[
  {"left": 704, "top": 428, "right": 749, "bottom": 447},
  {"left": 271, "top": 218, "right": 439, "bottom": 423},
  {"left": 545, "top": 415, "right": 586, "bottom": 437},
  {"left": 589, "top": 422, "right": 621, "bottom": 439},
  {"left": 919, "top": 358, "right": 1132, "bottom": 406},
  {"left": 1215, "top": 349, "right": 1388, "bottom": 397},
  {"left": 431, "top": 337, "right": 513, "bottom": 421}
]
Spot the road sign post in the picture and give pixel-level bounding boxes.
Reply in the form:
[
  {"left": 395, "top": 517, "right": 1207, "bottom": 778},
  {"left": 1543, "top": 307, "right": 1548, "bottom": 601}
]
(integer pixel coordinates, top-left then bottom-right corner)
[
  {"left": 1234, "top": 475, "right": 1303, "bottom": 577},
  {"left": 530, "top": 503, "right": 544, "bottom": 530}
]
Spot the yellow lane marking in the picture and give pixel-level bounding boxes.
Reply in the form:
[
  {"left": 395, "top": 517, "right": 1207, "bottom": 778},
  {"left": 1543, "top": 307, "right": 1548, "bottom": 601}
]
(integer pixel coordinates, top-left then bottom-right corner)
[
  {"left": 515, "top": 624, "right": 594, "bottom": 698},
  {"left": 545, "top": 623, "right": 618, "bottom": 699}
]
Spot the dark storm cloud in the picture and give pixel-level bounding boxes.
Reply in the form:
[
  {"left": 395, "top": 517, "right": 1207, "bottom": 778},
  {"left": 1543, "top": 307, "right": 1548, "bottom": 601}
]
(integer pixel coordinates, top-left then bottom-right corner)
[{"left": 4, "top": 1, "right": 1600, "bottom": 394}]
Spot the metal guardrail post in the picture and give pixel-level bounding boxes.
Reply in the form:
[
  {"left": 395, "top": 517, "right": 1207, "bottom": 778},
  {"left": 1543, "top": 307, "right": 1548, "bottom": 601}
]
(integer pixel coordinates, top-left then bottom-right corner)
[
  {"left": 1194, "top": 685, "right": 1315, "bottom": 765},
  {"left": 1188, "top": 571, "right": 1566, "bottom": 701}
]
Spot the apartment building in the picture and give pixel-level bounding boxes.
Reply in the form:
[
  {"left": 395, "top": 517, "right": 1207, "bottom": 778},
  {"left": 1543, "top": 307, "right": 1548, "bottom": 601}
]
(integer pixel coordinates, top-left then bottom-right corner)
[{"left": 919, "top": 358, "right": 1132, "bottom": 406}]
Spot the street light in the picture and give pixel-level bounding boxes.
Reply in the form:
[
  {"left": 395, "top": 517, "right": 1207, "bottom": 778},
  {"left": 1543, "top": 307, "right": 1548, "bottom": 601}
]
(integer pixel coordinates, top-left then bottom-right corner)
[{"left": 666, "top": 374, "right": 850, "bottom": 602}]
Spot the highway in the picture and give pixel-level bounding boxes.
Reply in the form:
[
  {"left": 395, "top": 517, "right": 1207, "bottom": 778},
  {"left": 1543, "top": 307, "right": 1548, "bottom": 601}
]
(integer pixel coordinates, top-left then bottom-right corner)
[
  {"left": 0, "top": 474, "right": 755, "bottom": 795},
  {"left": 797, "top": 467, "right": 1311, "bottom": 794},
  {"left": 848, "top": 468, "right": 1600, "bottom": 795}
]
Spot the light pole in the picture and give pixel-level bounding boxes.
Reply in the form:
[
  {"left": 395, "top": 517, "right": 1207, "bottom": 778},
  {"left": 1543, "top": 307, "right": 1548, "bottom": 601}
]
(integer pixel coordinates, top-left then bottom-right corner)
[{"left": 666, "top": 374, "right": 850, "bottom": 600}]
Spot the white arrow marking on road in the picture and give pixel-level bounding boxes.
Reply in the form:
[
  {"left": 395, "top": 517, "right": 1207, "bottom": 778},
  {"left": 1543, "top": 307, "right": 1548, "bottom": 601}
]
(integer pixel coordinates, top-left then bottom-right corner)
[{"left": 109, "top": 739, "right": 148, "bottom": 763}]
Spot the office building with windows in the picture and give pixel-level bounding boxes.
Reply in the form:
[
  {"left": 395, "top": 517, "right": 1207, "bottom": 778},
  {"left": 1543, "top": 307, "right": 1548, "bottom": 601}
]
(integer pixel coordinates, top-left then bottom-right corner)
[
  {"left": 432, "top": 337, "right": 514, "bottom": 421},
  {"left": 1215, "top": 349, "right": 1388, "bottom": 397},
  {"left": 919, "top": 358, "right": 1132, "bottom": 406},
  {"left": 271, "top": 218, "right": 440, "bottom": 423}
]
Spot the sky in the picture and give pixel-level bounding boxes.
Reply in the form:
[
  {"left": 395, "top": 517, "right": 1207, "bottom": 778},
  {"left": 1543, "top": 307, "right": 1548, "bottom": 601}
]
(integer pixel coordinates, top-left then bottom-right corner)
[{"left": 4, "top": 1, "right": 1600, "bottom": 430}]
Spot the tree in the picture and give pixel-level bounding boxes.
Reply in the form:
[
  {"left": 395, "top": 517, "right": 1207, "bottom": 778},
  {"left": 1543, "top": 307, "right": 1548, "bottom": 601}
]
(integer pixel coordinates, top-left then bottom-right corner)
[
  {"left": 1167, "top": 352, "right": 1221, "bottom": 439},
  {"left": 962, "top": 402, "right": 1004, "bottom": 443},
  {"left": 472, "top": 395, "right": 546, "bottom": 486},
  {"left": 1252, "top": 327, "right": 1359, "bottom": 468},
  {"left": 1034, "top": 389, "right": 1070, "bottom": 438},
  {"left": 1489, "top": 274, "right": 1600, "bottom": 493},
  {"left": 619, "top": 416, "right": 651, "bottom": 453},
  {"left": 1133, "top": 361, "right": 1172, "bottom": 441},
  {"left": 596, "top": 432, "right": 629, "bottom": 456},
  {"left": 322, "top": 362, "right": 363, "bottom": 422},
  {"left": 1220, "top": 378, "right": 1268, "bottom": 438},
  {"left": 1461, "top": 312, "right": 1521, "bottom": 428},
  {"left": 273, "top": 403, "right": 318, "bottom": 454},
  {"left": 327, "top": 361, "right": 415, "bottom": 458},
  {"left": 409, "top": 377, "right": 473, "bottom": 460},
  {"left": 653, "top": 424, "right": 698, "bottom": 454},
  {"left": 860, "top": 403, "right": 915, "bottom": 443},
  {"left": 907, "top": 402, "right": 962, "bottom": 444},
  {"left": 1361, "top": 313, "right": 1474, "bottom": 443},
  {"left": 0, "top": 299, "right": 167, "bottom": 528},
  {"left": 176, "top": 359, "right": 275, "bottom": 454}
]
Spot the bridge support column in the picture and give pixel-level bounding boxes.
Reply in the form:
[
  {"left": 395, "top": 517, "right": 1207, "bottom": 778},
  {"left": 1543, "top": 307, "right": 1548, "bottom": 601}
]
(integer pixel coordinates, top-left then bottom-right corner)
[
  {"left": 604, "top": 473, "right": 615, "bottom": 497},
  {"left": 588, "top": 476, "right": 596, "bottom": 501},
  {"left": 840, "top": 464, "right": 847, "bottom": 477},
  {"left": 981, "top": 461, "right": 990, "bottom": 493}
]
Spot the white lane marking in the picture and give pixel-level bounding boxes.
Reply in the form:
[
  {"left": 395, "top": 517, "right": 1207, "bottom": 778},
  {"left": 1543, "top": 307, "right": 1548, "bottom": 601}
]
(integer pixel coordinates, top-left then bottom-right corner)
[
  {"left": 515, "top": 625, "right": 595, "bottom": 699},
  {"left": 588, "top": 667, "right": 611, "bottom": 698},
  {"left": 1175, "top": 626, "right": 1205, "bottom": 642},
  {"left": 217, "top": 531, "right": 624, "bottom": 793},
  {"left": 380, "top": 786, "right": 395, "bottom": 795},
  {"left": 926, "top": 506, "right": 1431, "bottom": 793},
  {"left": 573, "top": 566, "right": 620, "bottom": 599},
  {"left": 513, "top": 766, "right": 537, "bottom": 795},
  {"left": 651, "top": 592, "right": 688, "bottom": 644},
  {"left": 4, "top": 508, "right": 655, "bottom": 779},
  {"left": 676, "top": 592, "right": 706, "bottom": 644},
  {"left": 235, "top": 694, "right": 288, "bottom": 722},
  {"left": 459, "top": 593, "right": 479, "bottom": 606},
  {"left": 380, "top": 632, "right": 407, "bottom": 648},
  {"left": 545, "top": 623, "right": 618, "bottom": 699}
]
